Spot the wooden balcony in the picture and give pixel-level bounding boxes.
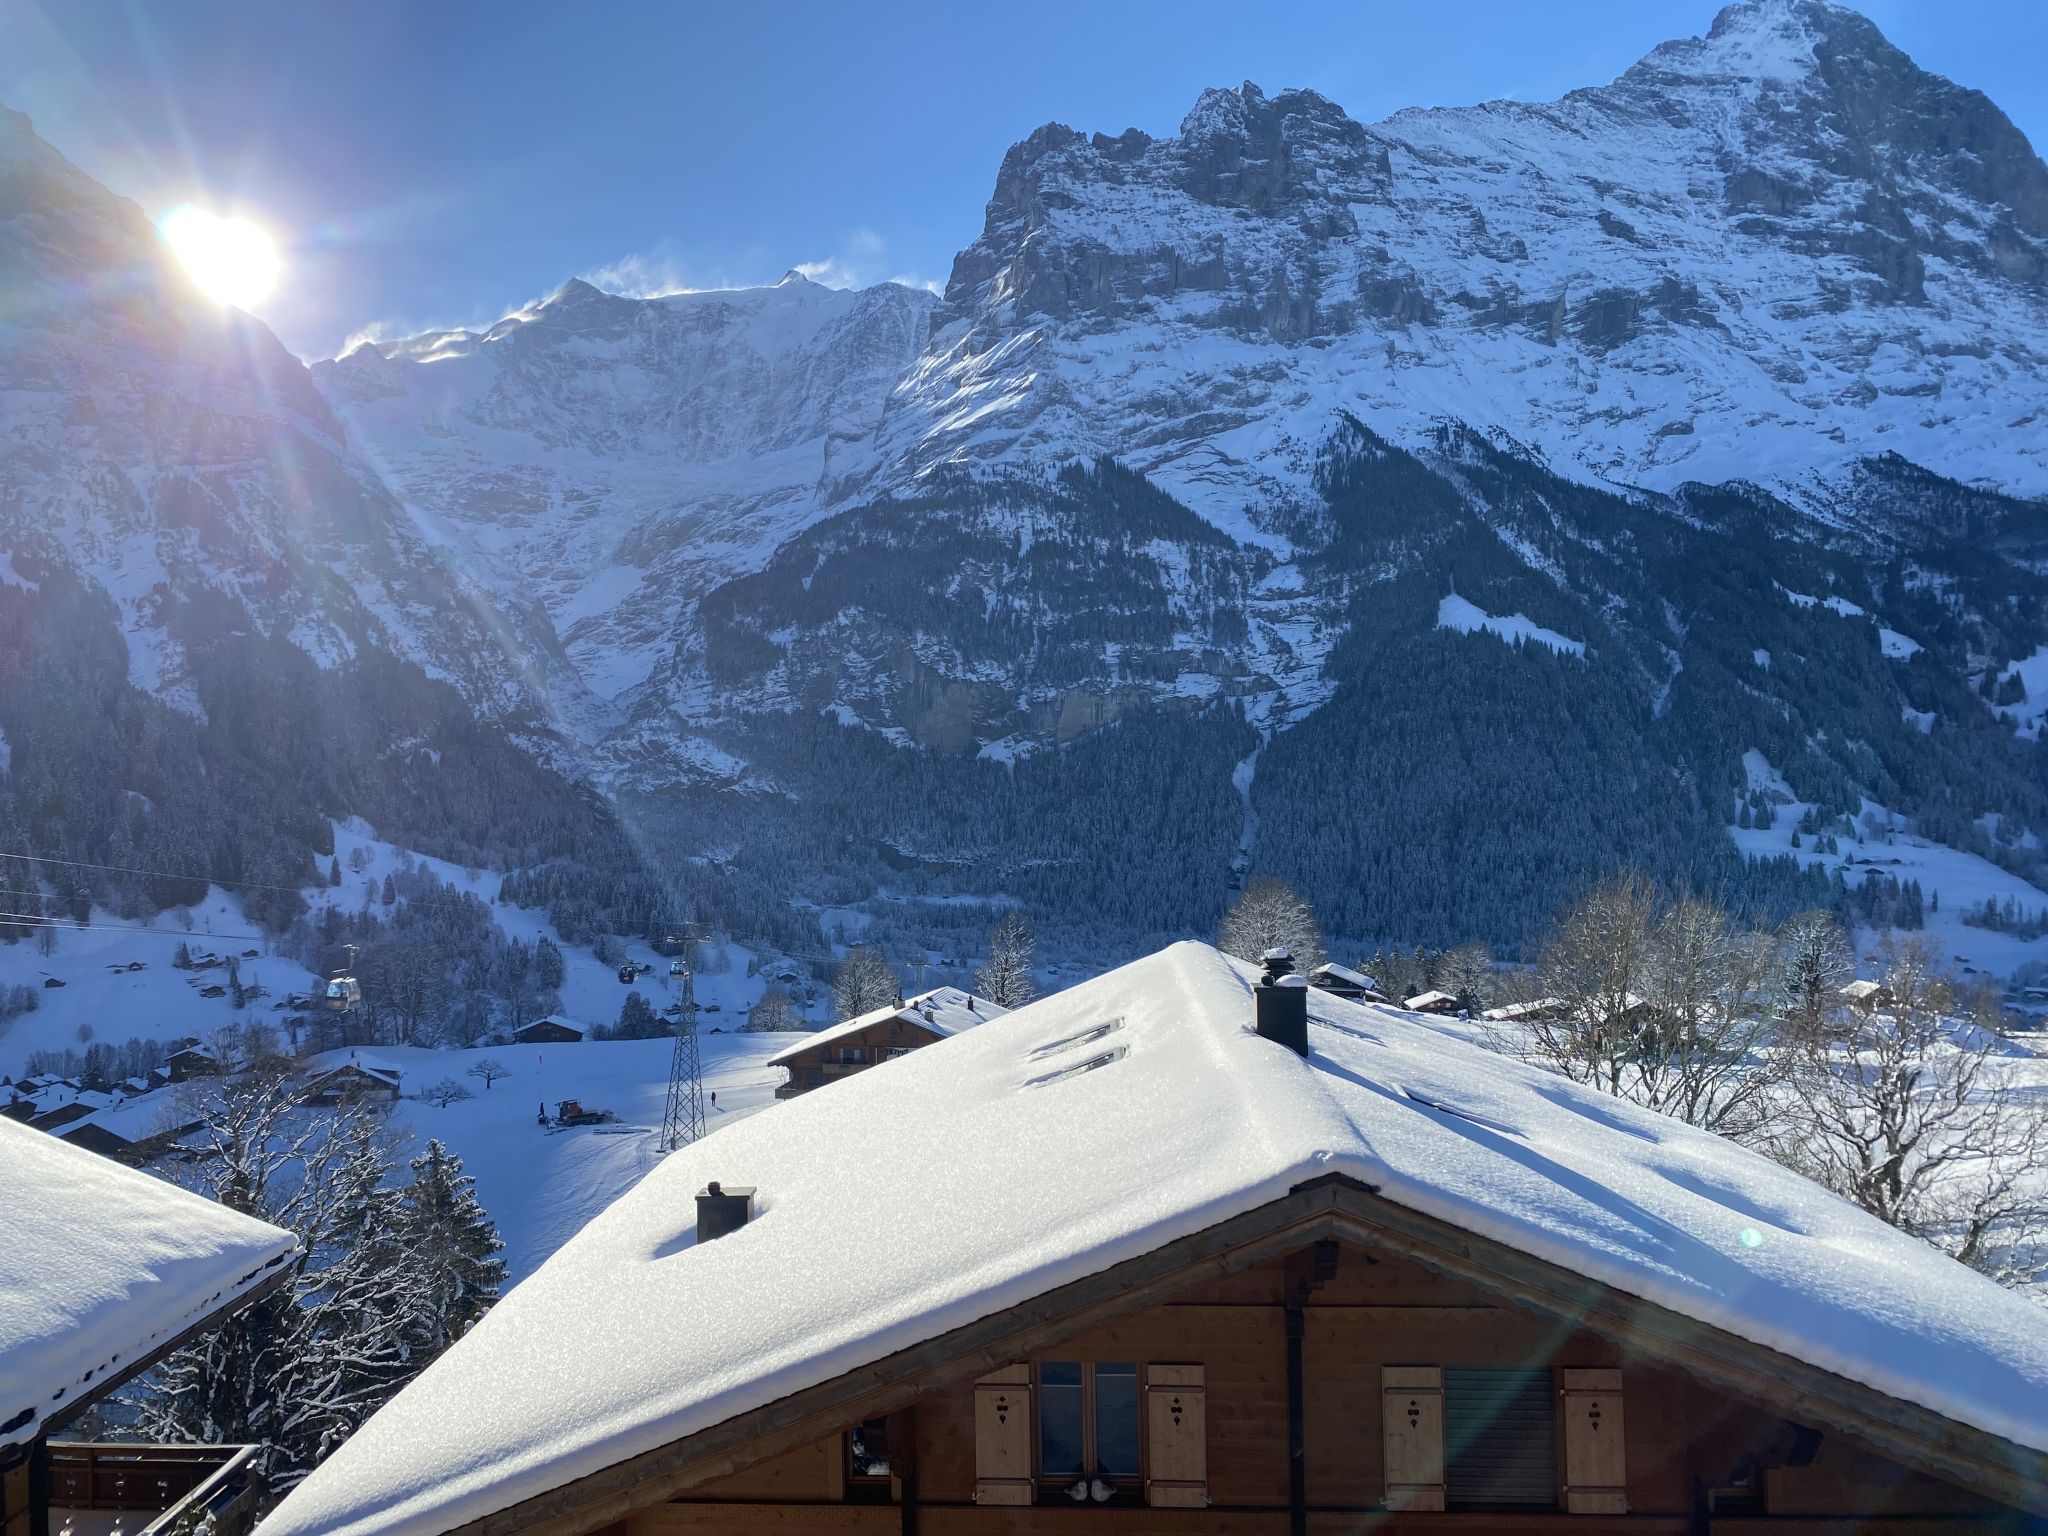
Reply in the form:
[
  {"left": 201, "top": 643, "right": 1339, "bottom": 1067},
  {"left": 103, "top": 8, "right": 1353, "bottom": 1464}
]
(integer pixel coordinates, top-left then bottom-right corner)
[{"left": 46, "top": 1443, "right": 261, "bottom": 1536}]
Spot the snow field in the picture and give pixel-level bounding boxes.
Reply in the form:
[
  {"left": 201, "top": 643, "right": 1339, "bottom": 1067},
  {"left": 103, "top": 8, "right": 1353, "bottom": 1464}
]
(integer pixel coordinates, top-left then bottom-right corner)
[
  {"left": 1436, "top": 593, "right": 1585, "bottom": 658},
  {"left": 1731, "top": 750, "right": 2048, "bottom": 980}
]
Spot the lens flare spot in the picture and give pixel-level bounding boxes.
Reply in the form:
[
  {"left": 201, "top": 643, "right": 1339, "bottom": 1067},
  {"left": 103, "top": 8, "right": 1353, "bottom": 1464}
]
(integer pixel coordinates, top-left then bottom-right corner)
[
  {"left": 159, "top": 205, "right": 282, "bottom": 309},
  {"left": 1738, "top": 1226, "right": 1764, "bottom": 1249}
]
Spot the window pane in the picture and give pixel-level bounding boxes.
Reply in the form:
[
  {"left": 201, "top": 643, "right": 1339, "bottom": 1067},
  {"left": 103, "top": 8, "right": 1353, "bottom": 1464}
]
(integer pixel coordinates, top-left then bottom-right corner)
[
  {"left": 849, "top": 1417, "right": 891, "bottom": 1479},
  {"left": 1039, "top": 1363, "right": 1085, "bottom": 1480},
  {"left": 1444, "top": 1367, "right": 1555, "bottom": 1509},
  {"left": 1094, "top": 1363, "right": 1140, "bottom": 1478}
]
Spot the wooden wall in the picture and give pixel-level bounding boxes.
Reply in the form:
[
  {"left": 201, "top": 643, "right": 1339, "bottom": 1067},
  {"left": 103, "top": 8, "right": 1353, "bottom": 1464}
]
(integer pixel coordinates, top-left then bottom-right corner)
[{"left": 619, "top": 1242, "right": 2022, "bottom": 1535}]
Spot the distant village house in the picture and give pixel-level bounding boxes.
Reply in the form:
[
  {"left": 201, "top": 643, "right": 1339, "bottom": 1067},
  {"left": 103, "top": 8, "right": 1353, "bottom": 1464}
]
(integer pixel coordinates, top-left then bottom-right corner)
[{"left": 768, "top": 987, "right": 1005, "bottom": 1099}]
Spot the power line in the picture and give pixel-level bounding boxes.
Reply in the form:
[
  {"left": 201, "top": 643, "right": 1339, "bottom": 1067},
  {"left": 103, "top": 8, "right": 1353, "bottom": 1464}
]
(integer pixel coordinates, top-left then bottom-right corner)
[
  {"left": 0, "top": 910, "right": 272, "bottom": 944},
  {"left": 0, "top": 848, "right": 334, "bottom": 898}
]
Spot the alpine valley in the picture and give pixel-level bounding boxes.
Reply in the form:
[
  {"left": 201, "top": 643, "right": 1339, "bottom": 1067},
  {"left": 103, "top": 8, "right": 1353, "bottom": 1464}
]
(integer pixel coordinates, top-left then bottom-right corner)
[{"left": 6, "top": 0, "right": 2048, "bottom": 967}]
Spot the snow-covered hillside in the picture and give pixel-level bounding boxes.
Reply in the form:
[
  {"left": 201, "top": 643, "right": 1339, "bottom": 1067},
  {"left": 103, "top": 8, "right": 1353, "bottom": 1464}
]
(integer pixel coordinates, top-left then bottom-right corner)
[
  {"left": 302, "top": 1035, "right": 789, "bottom": 1282},
  {"left": 314, "top": 276, "right": 936, "bottom": 720}
]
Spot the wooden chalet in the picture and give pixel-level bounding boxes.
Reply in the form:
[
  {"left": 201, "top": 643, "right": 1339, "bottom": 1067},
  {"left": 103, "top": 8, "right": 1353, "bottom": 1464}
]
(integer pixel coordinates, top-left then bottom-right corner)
[
  {"left": 1401, "top": 989, "right": 1461, "bottom": 1016},
  {"left": 2, "top": 1116, "right": 298, "bottom": 1536},
  {"left": 257, "top": 945, "right": 2048, "bottom": 1536},
  {"left": 767, "top": 987, "right": 1006, "bottom": 1099},
  {"left": 165, "top": 1041, "right": 227, "bottom": 1082},
  {"left": 1840, "top": 979, "right": 1894, "bottom": 1014},
  {"left": 301, "top": 1057, "right": 404, "bottom": 1105},
  {"left": 1304, "top": 963, "right": 1386, "bottom": 1005},
  {"left": 510, "top": 1016, "right": 587, "bottom": 1046}
]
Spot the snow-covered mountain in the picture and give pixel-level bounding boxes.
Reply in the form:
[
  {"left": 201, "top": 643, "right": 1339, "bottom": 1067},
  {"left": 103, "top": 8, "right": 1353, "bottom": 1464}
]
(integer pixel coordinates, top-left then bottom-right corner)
[
  {"left": 0, "top": 106, "right": 581, "bottom": 729},
  {"left": 324, "top": 0, "right": 2048, "bottom": 753},
  {"left": 315, "top": 276, "right": 934, "bottom": 715},
  {"left": 897, "top": 0, "right": 2048, "bottom": 517},
  {"left": 6, "top": 0, "right": 2048, "bottom": 963}
]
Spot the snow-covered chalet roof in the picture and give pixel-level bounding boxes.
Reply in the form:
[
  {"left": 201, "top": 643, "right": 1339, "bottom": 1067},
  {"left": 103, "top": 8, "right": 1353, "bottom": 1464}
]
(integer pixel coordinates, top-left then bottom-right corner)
[
  {"left": 762, "top": 985, "right": 1005, "bottom": 1068},
  {"left": 1402, "top": 989, "right": 1459, "bottom": 1010},
  {"left": 260, "top": 942, "right": 2048, "bottom": 1536},
  {"left": 1, "top": 1115, "right": 298, "bottom": 1449}
]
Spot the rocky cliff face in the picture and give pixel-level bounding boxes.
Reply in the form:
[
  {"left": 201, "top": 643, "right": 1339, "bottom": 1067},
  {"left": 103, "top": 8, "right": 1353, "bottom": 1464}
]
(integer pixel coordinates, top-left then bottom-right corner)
[
  {"left": 314, "top": 273, "right": 936, "bottom": 734},
  {"left": 888, "top": 0, "right": 2048, "bottom": 522}
]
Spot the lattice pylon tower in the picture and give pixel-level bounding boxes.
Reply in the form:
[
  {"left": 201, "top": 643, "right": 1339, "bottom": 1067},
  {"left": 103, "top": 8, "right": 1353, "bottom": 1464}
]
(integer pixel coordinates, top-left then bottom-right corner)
[{"left": 661, "top": 964, "right": 707, "bottom": 1153}]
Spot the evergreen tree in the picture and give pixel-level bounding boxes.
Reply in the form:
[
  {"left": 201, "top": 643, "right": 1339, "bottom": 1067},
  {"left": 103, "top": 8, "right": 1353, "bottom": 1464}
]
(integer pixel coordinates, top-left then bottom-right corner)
[
  {"left": 613, "top": 990, "right": 659, "bottom": 1039},
  {"left": 395, "top": 1139, "right": 505, "bottom": 1358},
  {"left": 329, "top": 858, "right": 343, "bottom": 887}
]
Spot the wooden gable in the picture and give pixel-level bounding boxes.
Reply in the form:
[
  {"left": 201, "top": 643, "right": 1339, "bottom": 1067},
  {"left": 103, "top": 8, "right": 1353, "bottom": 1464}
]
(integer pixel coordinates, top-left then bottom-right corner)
[{"left": 428, "top": 1180, "right": 2048, "bottom": 1536}]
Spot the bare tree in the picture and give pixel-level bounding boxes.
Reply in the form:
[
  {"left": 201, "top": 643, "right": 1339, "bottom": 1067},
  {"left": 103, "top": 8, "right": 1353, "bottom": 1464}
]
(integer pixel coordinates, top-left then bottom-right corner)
[
  {"left": 1771, "top": 935, "right": 2048, "bottom": 1285},
  {"left": 1632, "top": 901, "right": 1785, "bottom": 1137},
  {"left": 743, "top": 986, "right": 802, "bottom": 1032},
  {"left": 466, "top": 1058, "right": 510, "bottom": 1092},
  {"left": 1520, "top": 871, "right": 1658, "bottom": 1097},
  {"left": 418, "top": 1077, "right": 473, "bottom": 1109},
  {"left": 833, "top": 945, "right": 898, "bottom": 1021},
  {"left": 975, "top": 911, "right": 1038, "bottom": 1008},
  {"left": 1779, "top": 909, "right": 1854, "bottom": 1046},
  {"left": 1218, "top": 876, "right": 1326, "bottom": 972},
  {"left": 1515, "top": 877, "right": 1786, "bottom": 1136}
]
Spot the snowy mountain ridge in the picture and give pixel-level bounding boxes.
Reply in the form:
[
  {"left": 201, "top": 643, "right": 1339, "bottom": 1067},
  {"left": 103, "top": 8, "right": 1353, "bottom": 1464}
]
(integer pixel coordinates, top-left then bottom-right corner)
[
  {"left": 310, "top": 0, "right": 2048, "bottom": 760},
  {"left": 6, "top": 0, "right": 2048, "bottom": 964}
]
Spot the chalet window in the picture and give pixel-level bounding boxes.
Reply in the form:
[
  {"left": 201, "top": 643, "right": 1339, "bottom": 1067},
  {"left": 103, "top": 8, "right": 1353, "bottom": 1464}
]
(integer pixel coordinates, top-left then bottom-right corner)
[
  {"left": 1038, "top": 1361, "right": 1141, "bottom": 1498},
  {"left": 838, "top": 1047, "right": 864, "bottom": 1065},
  {"left": 1443, "top": 1367, "right": 1556, "bottom": 1510},
  {"left": 845, "top": 1417, "right": 892, "bottom": 1503}
]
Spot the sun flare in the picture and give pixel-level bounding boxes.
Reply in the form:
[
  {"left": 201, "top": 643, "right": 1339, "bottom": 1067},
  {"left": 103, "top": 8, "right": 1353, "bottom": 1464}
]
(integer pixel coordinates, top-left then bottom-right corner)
[{"left": 159, "top": 205, "right": 282, "bottom": 310}]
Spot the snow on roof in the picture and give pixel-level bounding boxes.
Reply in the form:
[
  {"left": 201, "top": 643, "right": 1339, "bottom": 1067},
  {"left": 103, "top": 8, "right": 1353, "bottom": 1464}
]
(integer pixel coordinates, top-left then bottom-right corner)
[
  {"left": 1402, "top": 989, "right": 1459, "bottom": 1009},
  {"left": 1310, "top": 962, "right": 1378, "bottom": 990},
  {"left": 1480, "top": 997, "right": 1567, "bottom": 1022},
  {"left": 1840, "top": 979, "right": 1886, "bottom": 1000},
  {"left": 259, "top": 943, "right": 2048, "bottom": 1536},
  {"left": 763, "top": 986, "right": 1005, "bottom": 1068},
  {"left": 1, "top": 1116, "right": 298, "bottom": 1448}
]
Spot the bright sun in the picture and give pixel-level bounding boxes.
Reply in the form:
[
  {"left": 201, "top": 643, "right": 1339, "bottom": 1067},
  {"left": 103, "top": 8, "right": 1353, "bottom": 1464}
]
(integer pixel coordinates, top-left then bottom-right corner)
[{"left": 159, "top": 205, "right": 282, "bottom": 309}]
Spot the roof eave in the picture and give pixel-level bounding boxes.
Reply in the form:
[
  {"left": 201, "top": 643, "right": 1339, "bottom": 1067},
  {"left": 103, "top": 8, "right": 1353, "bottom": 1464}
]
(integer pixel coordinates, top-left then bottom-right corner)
[
  {"left": 18, "top": 1245, "right": 299, "bottom": 1451},
  {"left": 410, "top": 1180, "right": 2048, "bottom": 1536}
]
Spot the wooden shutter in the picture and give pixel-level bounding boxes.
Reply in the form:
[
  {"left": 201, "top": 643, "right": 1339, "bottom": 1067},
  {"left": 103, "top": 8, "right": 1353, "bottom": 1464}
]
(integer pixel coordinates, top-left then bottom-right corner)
[
  {"left": 1145, "top": 1363, "right": 1207, "bottom": 1507},
  {"left": 974, "top": 1365, "right": 1034, "bottom": 1505},
  {"left": 1561, "top": 1368, "right": 1627, "bottom": 1514},
  {"left": 1382, "top": 1365, "right": 1446, "bottom": 1511}
]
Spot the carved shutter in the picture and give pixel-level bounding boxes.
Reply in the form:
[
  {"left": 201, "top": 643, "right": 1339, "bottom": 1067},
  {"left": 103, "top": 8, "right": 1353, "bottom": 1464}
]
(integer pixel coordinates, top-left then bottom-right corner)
[
  {"left": 1145, "top": 1363, "right": 1207, "bottom": 1507},
  {"left": 1561, "top": 1368, "right": 1627, "bottom": 1514},
  {"left": 974, "top": 1365, "right": 1034, "bottom": 1505},
  {"left": 1382, "top": 1365, "right": 1446, "bottom": 1511}
]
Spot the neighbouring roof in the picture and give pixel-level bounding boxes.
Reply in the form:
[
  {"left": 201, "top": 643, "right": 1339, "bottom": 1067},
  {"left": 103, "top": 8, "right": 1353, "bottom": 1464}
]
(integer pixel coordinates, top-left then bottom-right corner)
[
  {"left": 1480, "top": 996, "right": 1567, "bottom": 1022},
  {"left": 763, "top": 986, "right": 1005, "bottom": 1068},
  {"left": 258, "top": 943, "right": 2048, "bottom": 1536},
  {"left": 1403, "top": 989, "right": 1459, "bottom": 1010},
  {"left": 1, "top": 1115, "right": 298, "bottom": 1449},
  {"left": 1841, "top": 979, "right": 1887, "bottom": 1000},
  {"left": 513, "top": 1015, "right": 585, "bottom": 1037},
  {"left": 1310, "top": 962, "right": 1378, "bottom": 990}
]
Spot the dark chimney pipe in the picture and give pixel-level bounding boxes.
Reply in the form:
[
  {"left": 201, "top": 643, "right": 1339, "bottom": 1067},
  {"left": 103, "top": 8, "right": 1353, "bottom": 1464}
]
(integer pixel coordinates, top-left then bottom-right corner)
[
  {"left": 696, "top": 1181, "right": 756, "bottom": 1241},
  {"left": 1256, "top": 949, "right": 1309, "bottom": 1056}
]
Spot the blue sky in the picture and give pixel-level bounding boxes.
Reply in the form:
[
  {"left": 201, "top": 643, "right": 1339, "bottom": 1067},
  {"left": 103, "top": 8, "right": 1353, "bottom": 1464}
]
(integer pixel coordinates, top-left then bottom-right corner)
[{"left": 1, "top": 0, "right": 2041, "bottom": 360}]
